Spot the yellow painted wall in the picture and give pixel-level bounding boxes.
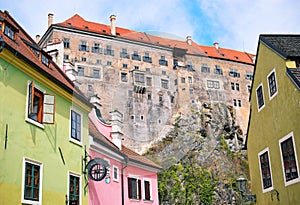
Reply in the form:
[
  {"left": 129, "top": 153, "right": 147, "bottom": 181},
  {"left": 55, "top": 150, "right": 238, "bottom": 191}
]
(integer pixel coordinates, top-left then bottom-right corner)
[{"left": 248, "top": 42, "right": 300, "bottom": 204}]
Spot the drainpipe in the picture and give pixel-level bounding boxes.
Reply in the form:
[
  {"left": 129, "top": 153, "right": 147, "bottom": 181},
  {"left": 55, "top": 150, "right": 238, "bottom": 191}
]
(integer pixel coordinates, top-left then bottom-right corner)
[{"left": 121, "top": 155, "right": 129, "bottom": 205}]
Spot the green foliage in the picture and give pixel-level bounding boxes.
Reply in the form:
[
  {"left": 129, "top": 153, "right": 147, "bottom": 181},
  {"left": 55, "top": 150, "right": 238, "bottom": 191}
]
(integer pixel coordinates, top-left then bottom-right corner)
[{"left": 158, "top": 157, "right": 217, "bottom": 205}]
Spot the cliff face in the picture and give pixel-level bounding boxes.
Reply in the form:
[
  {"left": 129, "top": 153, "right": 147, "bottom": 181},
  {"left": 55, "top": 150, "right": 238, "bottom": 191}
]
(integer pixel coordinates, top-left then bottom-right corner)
[{"left": 145, "top": 102, "right": 249, "bottom": 204}]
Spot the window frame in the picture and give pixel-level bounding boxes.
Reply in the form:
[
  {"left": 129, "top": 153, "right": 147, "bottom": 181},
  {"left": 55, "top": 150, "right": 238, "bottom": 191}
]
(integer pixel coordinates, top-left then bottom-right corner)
[
  {"left": 121, "top": 72, "right": 128, "bottom": 82},
  {"left": 279, "top": 132, "right": 300, "bottom": 186},
  {"left": 161, "top": 79, "right": 169, "bottom": 89},
  {"left": 69, "top": 108, "right": 83, "bottom": 146},
  {"left": 128, "top": 176, "right": 141, "bottom": 200},
  {"left": 258, "top": 148, "right": 274, "bottom": 193},
  {"left": 113, "top": 165, "right": 119, "bottom": 182},
  {"left": 68, "top": 171, "right": 82, "bottom": 205},
  {"left": 143, "top": 178, "right": 153, "bottom": 201},
  {"left": 21, "top": 158, "right": 43, "bottom": 205},
  {"left": 267, "top": 68, "right": 278, "bottom": 100},
  {"left": 256, "top": 83, "right": 265, "bottom": 112},
  {"left": 25, "top": 81, "right": 55, "bottom": 128}
]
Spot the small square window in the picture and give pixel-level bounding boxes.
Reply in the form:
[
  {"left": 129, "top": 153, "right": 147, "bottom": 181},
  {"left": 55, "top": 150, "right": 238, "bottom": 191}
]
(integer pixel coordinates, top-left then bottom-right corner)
[
  {"left": 96, "top": 59, "right": 102, "bottom": 64},
  {"left": 107, "top": 61, "right": 112, "bottom": 66},
  {"left": 81, "top": 57, "right": 86, "bottom": 62},
  {"left": 146, "top": 68, "right": 151, "bottom": 73},
  {"left": 162, "top": 70, "right": 166, "bottom": 75},
  {"left": 123, "top": 64, "right": 128, "bottom": 69},
  {"left": 181, "top": 77, "right": 186, "bottom": 83},
  {"left": 134, "top": 66, "right": 139, "bottom": 70},
  {"left": 64, "top": 54, "right": 69, "bottom": 60}
]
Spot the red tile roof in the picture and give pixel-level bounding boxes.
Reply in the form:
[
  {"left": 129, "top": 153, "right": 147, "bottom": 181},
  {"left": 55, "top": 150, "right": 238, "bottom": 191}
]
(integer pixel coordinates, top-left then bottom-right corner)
[
  {"left": 88, "top": 118, "right": 162, "bottom": 170},
  {"left": 0, "top": 10, "right": 87, "bottom": 98},
  {"left": 56, "top": 14, "right": 254, "bottom": 64}
]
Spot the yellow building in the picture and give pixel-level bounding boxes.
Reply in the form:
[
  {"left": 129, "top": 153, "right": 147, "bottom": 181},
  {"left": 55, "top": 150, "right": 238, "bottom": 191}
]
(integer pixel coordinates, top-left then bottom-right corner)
[{"left": 247, "top": 35, "right": 300, "bottom": 204}]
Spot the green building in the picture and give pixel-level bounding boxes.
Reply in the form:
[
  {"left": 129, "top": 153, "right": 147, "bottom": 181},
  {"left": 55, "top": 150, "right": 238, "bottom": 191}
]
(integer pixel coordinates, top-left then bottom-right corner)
[
  {"left": 0, "top": 10, "right": 92, "bottom": 205},
  {"left": 247, "top": 35, "right": 300, "bottom": 204}
]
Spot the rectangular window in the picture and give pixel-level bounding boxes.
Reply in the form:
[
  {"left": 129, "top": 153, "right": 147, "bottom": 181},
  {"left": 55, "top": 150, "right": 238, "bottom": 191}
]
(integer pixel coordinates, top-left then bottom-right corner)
[
  {"left": 279, "top": 132, "right": 300, "bottom": 186},
  {"left": 233, "top": 99, "right": 237, "bottom": 106},
  {"left": 246, "top": 71, "right": 253, "bottom": 80},
  {"left": 93, "top": 69, "right": 100, "bottom": 78},
  {"left": 132, "top": 51, "right": 141, "bottom": 61},
  {"left": 104, "top": 45, "right": 114, "bottom": 56},
  {"left": 4, "top": 25, "right": 15, "bottom": 40},
  {"left": 121, "top": 73, "right": 127, "bottom": 82},
  {"left": 41, "top": 54, "right": 49, "bottom": 66},
  {"left": 78, "top": 40, "right": 89, "bottom": 52},
  {"left": 128, "top": 177, "right": 141, "bottom": 200},
  {"left": 92, "top": 43, "right": 102, "bottom": 54},
  {"left": 188, "top": 76, "right": 193, "bottom": 84},
  {"left": 64, "top": 54, "right": 69, "bottom": 60},
  {"left": 144, "top": 180, "right": 151, "bottom": 201},
  {"left": 231, "top": 82, "right": 235, "bottom": 90},
  {"left": 181, "top": 77, "right": 186, "bottom": 83},
  {"left": 63, "top": 38, "right": 70, "bottom": 49},
  {"left": 135, "top": 73, "right": 145, "bottom": 83},
  {"left": 161, "top": 79, "right": 169, "bottom": 89},
  {"left": 146, "top": 77, "right": 152, "bottom": 86},
  {"left": 189, "top": 89, "right": 193, "bottom": 95},
  {"left": 159, "top": 56, "right": 168, "bottom": 66},
  {"left": 236, "top": 83, "right": 240, "bottom": 91},
  {"left": 248, "top": 85, "right": 251, "bottom": 93},
  {"left": 96, "top": 59, "right": 102, "bottom": 65},
  {"left": 26, "top": 81, "right": 55, "bottom": 126},
  {"left": 201, "top": 64, "right": 210, "bottom": 73},
  {"left": 207, "top": 80, "right": 220, "bottom": 89},
  {"left": 229, "top": 69, "right": 240, "bottom": 78},
  {"left": 120, "top": 48, "right": 130, "bottom": 58},
  {"left": 256, "top": 84, "right": 265, "bottom": 111},
  {"left": 186, "top": 61, "right": 194, "bottom": 70},
  {"left": 122, "top": 64, "right": 128, "bottom": 69},
  {"left": 70, "top": 109, "right": 82, "bottom": 142},
  {"left": 113, "top": 166, "right": 119, "bottom": 182},
  {"left": 134, "top": 66, "right": 139, "bottom": 70},
  {"left": 147, "top": 92, "right": 152, "bottom": 100},
  {"left": 78, "top": 67, "right": 84, "bottom": 76},
  {"left": 146, "top": 68, "right": 151, "bottom": 73},
  {"left": 107, "top": 61, "right": 112, "bottom": 66},
  {"left": 69, "top": 173, "right": 80, "bottom": 205},
  {"left": 162, "top": 70, "right": 166, "bottom": 75},
  {"left": 238, "top": 99, "right": 241, "bottom": 107},
  {"left": 214, "top": 65, "right": 223, "bottom": 75},
  {"left": 267, "top": 69, "right": 278, "bottom": 99},
  {"left": 81, "top": 57, "right": 86, "bottom": 62},
  {"left": 258, "top": 148, "right": 273, "bottom": 192},
  {"left": 22, "top": 160, "right": 42, "bottom": 204},
  {"left": 143, "top": 52, "right": 152, "bottom": 63}
]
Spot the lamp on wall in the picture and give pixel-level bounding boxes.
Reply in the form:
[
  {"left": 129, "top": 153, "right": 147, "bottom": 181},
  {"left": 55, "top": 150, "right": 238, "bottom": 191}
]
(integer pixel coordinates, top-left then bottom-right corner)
[{"left": 236, "top": 173, "right": 256, "bottom": 203}]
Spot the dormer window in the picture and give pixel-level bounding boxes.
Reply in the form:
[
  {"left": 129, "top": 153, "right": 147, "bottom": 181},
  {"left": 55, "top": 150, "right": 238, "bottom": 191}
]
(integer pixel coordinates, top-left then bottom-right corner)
[
  {"left": 41, "top": 54, "right": 49, "bottom": 66},
  {"left": 4, "top": 25, "right": 15, "bottom": 40}
]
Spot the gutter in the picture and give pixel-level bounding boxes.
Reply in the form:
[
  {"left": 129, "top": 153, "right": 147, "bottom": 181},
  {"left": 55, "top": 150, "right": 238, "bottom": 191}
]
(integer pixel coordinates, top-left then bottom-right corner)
[{"left": 121, "top": 155, "right": 129, "bottom": 205}]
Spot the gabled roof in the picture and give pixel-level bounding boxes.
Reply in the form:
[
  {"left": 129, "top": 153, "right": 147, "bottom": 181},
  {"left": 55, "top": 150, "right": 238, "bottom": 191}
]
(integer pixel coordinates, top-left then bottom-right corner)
[
  {"left": 260, "top": 34, "right": 300, "bottom": 58},
  {"left": 88, "top": 118, "right": 162, "bottom": 170},
  {"left": 53, "top": 14, "right": 254, "bottom": 65},
  {"left": 0, "top": 10, "right": 90, "bottom": 104}
]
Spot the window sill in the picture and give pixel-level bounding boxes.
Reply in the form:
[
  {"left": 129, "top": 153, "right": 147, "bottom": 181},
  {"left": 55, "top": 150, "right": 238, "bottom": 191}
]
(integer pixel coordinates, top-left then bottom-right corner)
[
  {"left": 22, "top": 199, "right": 41, "bottom": 205},
  {"left": 69, "top": 138, "right": 83, "bottom": 147},
  {"left": 129, "top": 198, "right": 141, "bottom": 202},
  {"left": 143, "top": 199, "right": 154, "bottom": 203},
  {"left": 26, "top": 118, "right": 44, "bottom": 129}
]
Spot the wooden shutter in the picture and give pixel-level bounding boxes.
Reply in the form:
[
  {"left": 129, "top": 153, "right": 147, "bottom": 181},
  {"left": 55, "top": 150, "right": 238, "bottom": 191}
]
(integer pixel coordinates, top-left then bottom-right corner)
[
  {"left": 144, "top": 181, "right": 151, "bottom": 200},
  {"left": 138, "top": 179, "right": 141, "bottom": 200},
  {"left": 128, "top": 178, "right": 133, "bottom": 199},
  {"left": 28, "top": 81, "right": 35, "bottom": 114},
  {"left": 43, "top": 94, "right": 55, "bottom": 124}
]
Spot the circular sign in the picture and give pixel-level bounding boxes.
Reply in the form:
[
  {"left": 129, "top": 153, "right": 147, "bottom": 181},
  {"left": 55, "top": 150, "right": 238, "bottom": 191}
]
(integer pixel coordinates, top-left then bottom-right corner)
[{"left": 86, "top": 158, "right": 108, "bottom": 181}]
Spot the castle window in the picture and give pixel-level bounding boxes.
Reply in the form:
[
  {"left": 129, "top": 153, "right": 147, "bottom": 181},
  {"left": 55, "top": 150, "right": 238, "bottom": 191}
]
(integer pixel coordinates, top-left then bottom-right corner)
[
  {"left": 214, "top": 65, "right": 223, "bottom": 75},
  {"left": 161, "top": 79, "right": 169, "bottom": 89},
  {"left": 132, "top": 51, "right": 141, "bottom": 61},
  {"left": 78, "top": 67, "right": 84, "bottom": 76},
  {"left": 121, "top": 73, "right": 127, "bottom": 82},
  {"left": 143, "top": 52, "right": 152, "bottom": 63},
  {"left": 229, "top": 69, "right": 240, "bottom": 78},
  {"left": 78, "top": 40, "right": 89, "bottom": 52},
  {"left": 104, "top": 45, "right": 114, "bottom": 56},
  {"left": 92, "top": 43, "right": 102, "bottom": 54},
  {"left": 246, "top": 71, "right": 253, "bottom": 80},
  {"left": 159, "top": 56, "right": 168, "bottom": 66},
  {"left": 201, "top": 64, "right": 210, "bottom": 73},
  {"left": 93, "top": 69, "right": 100, "bottom": 78},
  {"left": 120, "top": 48, "right": 130, "bottom": 58},
  {"left": 63, "top": 38, "right": 70, "bottom": 49}
]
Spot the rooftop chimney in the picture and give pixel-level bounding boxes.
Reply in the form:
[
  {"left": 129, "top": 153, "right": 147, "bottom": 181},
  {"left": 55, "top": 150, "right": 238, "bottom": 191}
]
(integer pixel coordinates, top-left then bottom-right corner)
[
  {"left": 110, "top": 109, "right": 123, "bottom": 150},
  {"left": 186, "top": 36, "right": 192, "bottom": 46},
  {"left": 36, "top": 35, "right": 40, "bottom": 43},
  {"left": 110, "top": 15, "right": 116, "bottom": 36},
  {"left": 90, "top": 93, "right": 101, "bottom": 110},
  {"left": 213, "top": 42, "right": 219, "bottom": 50},
  {"left": 48, "top": 13, "right": 53, "bottom": 28}
]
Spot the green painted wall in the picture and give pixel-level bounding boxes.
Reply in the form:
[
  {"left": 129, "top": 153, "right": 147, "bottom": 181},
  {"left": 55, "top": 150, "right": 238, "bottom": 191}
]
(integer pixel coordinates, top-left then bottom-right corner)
[
  {"left": 0, "top": 56, "right": 89, "bottom": 204},
  {"left": 248, "top": 42, "right": 300, "bottom": 205}
]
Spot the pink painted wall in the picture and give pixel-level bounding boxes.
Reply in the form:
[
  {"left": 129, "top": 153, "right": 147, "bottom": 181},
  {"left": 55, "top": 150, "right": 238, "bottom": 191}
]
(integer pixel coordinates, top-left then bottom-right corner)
[
  {"left": 123, "top": 166, "right": 159, "bottom": 205},
  {"left": 88, "top": 150, "right": 123, "bottom": 205},
  {"left": 89, "top": 109, "right": 112, "bottom": 140}
]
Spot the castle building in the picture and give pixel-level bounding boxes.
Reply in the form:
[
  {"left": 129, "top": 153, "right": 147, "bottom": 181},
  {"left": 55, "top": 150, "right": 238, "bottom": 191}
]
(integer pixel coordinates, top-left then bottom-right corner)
[{"left": 39, "top": 14, "right": 255, "bottom": 153}]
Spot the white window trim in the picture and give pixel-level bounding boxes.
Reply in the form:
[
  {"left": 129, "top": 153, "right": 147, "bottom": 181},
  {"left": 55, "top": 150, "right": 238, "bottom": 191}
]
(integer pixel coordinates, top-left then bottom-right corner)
[
  {"left": 258, "top": 147, "right": 274, "bottom": 193},
  {"left": 69, "top": 107, "right": 83, "bottom": 146},
  {"left": 113, "top": 165, "right": 119, "bottom": 182},
  {"left": 25, "top": 81, "right": 45, "bottom": 129},
  {"left": 279, "top": 132, "right": 300, "bottom": 186},
  {"left": 68, "top": 171, "right": 82, "bottom": 205},
  {"left": 267, "top": 68, "right": 278, "bottom": 101},
  {"left": 143, "top": 178, "right": 153, "bottom": 201},
  {"left": 21, "top": 157, "right": 43, "bottom": 205},
  {"left": 256, "top": 83, "right": 265, "bottom": 112},
  {"left": 128, "top": 175, "right": 140, "bottom": 200}
]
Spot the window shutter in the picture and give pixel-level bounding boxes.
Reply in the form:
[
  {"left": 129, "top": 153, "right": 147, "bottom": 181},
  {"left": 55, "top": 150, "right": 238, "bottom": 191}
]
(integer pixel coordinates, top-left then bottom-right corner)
[
  {"left": 138, "top": 179, "right": 141, "bottom": 200},
  {"left": 144, "top": 181, "right": 151, "bottom": 200},
  {"left": 128, "top": 178, "right": 133, "bottom": 199},
  {"left": 43, "top": 94, "right": 55, "bottom": 124},
  {"left": 28, "top": 81, "right": 35, "bottom": 114}
]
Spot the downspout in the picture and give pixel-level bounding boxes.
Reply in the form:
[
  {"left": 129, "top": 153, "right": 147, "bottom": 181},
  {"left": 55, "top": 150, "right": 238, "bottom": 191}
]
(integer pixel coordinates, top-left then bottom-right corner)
[{"left": 121, "top": 155, "right": 129, "bottom": 205}]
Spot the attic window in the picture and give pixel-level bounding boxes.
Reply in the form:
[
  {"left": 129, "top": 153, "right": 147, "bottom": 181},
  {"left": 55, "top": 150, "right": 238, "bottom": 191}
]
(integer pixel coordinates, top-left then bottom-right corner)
[
  {"left": 139, "top": 37, "right": 143, "bottom": 40},
  {"left": 4, "top": 24, "right": 15, "bottom": 40},
  {"left": 116, "top": 32, "right": 120, "bottom": 36},
  {"left": 205, "top": 51, "right": 208, "bottom": 54},
  {"left": 221, "top": 53, "right": 225, "bottom": 56},
  {"left": 102, "top": 30, "right": 106, "bottom": 33},
  {"left": 67, "top": 22, "right": 72, "bottom": 26},
  {"left": 41, "top": 54, "right": 49, "bottom": 66},
  {"left": 234, "top": 56, "right": 239, "bottom": 59},
  {"left": 84, "top": 26, "right": 89, "bottom": 29}
]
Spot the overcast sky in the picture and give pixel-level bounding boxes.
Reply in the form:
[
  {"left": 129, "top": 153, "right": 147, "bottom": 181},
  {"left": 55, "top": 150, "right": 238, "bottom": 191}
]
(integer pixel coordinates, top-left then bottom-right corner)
[{"left": 1, "top": 0, "right": 300, "bottom": 54}]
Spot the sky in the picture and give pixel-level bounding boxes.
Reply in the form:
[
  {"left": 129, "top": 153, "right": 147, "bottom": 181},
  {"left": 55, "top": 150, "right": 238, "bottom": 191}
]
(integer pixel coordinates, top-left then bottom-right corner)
[{"left": 1, "top": 0, "right": 300, "bottom": 54}]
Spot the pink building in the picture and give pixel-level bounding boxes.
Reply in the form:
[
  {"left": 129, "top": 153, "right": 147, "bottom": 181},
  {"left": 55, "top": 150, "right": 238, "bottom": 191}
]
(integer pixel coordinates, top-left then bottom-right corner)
[{"left": 88, "top": 102, "right": 161, "bottom": 205}]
